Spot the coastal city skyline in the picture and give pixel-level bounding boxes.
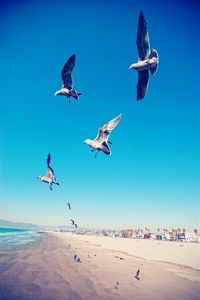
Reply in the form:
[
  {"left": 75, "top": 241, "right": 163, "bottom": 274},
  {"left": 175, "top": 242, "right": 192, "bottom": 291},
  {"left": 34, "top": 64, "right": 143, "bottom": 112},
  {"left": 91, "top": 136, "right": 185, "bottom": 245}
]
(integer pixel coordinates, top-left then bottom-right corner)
[{"left": 0, "top": 0, "right": 199, "bottom": 231}]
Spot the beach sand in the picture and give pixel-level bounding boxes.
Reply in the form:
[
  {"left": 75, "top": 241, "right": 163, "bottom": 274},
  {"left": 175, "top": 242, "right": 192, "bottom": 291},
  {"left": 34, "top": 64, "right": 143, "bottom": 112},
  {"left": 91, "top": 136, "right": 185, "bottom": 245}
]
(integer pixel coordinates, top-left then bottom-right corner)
[{"left": 0, "top": 232, "right": 199, "bottom": 300}]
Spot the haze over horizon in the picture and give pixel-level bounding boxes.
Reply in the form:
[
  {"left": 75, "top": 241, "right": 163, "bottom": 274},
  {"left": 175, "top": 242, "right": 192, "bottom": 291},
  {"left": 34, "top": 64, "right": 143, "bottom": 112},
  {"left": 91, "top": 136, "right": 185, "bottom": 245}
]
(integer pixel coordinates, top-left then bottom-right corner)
[
  {"left": 0, "top": 218, "right": 198, "bottom": 233},
  {"left": 0, "top": 0, "right": 199, "bottom": 231}
]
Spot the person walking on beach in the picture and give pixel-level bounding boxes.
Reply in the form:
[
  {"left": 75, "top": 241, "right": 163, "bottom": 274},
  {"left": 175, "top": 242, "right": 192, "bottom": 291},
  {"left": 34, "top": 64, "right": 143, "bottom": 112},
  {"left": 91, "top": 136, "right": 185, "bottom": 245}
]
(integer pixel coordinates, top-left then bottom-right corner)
[
  {"left": 135, "top": 269, "right": 140, "bottom": 280},
  {"left": 73, "top": 254, "right": 81, "bottom": 262}
]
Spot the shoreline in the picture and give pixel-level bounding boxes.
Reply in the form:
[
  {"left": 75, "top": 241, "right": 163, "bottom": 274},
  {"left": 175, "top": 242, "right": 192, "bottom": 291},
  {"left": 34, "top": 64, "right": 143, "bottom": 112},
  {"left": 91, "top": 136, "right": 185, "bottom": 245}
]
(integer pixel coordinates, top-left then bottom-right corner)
[
  {"left": 0, "top": 228, "right": 42, "bottom": 252},
  {"left": 0, "top": 232, "right": 199, "bottom": 300}
]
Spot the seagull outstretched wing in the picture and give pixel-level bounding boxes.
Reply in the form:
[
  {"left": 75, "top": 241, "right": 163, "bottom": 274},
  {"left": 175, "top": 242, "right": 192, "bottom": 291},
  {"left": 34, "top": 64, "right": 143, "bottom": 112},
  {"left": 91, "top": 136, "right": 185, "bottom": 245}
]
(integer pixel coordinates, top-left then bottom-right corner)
[
  {"left": 137, "top": 11, "right": 150, "bottom": 60},
  {"left": 61, "top": 54, "right": 76, "bottom": 89},
  {"left": 137, "top": 69, "right": 149, "bottom": 100},
  {"left": 95, "top": 114, "right": 122, "bottom": 143},
  {"left": 47, "top": 153, "right": 51, "bottom": 167}
]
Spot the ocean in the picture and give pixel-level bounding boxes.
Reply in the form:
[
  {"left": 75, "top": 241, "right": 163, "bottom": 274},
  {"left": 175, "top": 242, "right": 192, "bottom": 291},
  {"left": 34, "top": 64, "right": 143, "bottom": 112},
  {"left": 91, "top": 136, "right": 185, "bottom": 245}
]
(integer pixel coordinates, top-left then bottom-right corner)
[{"left": 0, "top": 227, "right": 41, "bottom": 249}]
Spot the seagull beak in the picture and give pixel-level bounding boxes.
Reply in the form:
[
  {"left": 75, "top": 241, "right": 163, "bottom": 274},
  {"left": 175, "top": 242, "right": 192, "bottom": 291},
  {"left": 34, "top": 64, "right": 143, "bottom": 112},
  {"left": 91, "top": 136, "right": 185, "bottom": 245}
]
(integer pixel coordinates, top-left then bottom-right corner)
[{"left": 129, "top": 64, "right": 134, "bottom": 70}]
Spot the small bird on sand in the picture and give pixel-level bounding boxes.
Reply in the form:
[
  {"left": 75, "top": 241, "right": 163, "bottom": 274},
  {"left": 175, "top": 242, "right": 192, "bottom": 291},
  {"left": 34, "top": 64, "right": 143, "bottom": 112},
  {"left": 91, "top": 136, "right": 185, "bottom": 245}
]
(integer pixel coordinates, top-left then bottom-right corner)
[
  {"left": 114, "top": 282, "right": 119, "bottom": 289},
  {"left": 134, "top": 269, "right": 140, "bottom": 280},
  {"left": 114, "top": 256, "right": 125, "bottom": 260},
  {"left": 67, "top": 202, "right": 71, "bottom": 210},
  {"left": 70, "top": 219, "right": 77, "bottom": 228},
  {"left": 84, "top": 114, "right": 122, "bottom": 158},
  {"left": 54, "top": 54, "right": 81, "bottom": 103},
  {"left": 129, "top": 10, "right": 159, "bottom": 100},
  {"left": 37, "top": 153, "right": 60, "bottom": 190}
]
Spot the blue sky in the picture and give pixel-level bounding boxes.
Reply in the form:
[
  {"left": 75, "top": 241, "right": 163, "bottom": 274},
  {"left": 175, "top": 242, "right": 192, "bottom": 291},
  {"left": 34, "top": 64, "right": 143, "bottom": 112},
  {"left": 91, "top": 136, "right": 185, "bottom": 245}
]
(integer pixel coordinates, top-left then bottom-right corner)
[{"left": 0, "top": 0, "right": 199, "bottom": 230}]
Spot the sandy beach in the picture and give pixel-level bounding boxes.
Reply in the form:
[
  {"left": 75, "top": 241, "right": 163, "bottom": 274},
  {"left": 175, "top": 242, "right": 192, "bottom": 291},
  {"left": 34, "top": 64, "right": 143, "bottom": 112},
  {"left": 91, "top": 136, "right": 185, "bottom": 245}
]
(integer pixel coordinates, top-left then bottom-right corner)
[{"left": 0, "top": 232, "right": 199, "bottom": 300}]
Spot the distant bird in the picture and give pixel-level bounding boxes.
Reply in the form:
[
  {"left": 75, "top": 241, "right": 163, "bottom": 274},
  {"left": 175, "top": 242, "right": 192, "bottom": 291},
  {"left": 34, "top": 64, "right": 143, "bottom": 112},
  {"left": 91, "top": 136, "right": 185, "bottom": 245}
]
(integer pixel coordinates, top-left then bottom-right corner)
[
  {"left": 129, "top": 10, "right": 159, "bottom": 100},
  {"left": 84, "top": 114, "right": 122, "bottom": 158},
  {"left": 134, "top": 269, "right": 140, "bottom": 280},
  {"left": 67, "top": 202, "right": 71, "bottom": 210},
  {"left": 54, "top": 54, "right": 81, "bottom": 103},
  {"left": 37, "top": 153, "right": 60, "bottom": 190},
  {"left": 114, "top": 281, "right": 119, "bottom": 289},
  {"left": 115, "top": 256, "right": 125, "bottom": 260},
  {"left": 70, "top": 219, "right": 77, "bottom": 228}
]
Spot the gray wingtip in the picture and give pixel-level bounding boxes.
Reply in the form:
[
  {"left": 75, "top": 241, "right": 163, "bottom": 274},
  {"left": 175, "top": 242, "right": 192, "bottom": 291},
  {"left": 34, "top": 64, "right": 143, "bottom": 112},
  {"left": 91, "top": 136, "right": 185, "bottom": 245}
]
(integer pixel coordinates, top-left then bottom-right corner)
[
  {"left": 139, "top": 10, "right": 144, "bottom": 17},
  {"left": 137, "top": 95, "right": 145, "bottom": 101},
  {"left": 47, "top": 153, "right": 51, "bottom": 166}
]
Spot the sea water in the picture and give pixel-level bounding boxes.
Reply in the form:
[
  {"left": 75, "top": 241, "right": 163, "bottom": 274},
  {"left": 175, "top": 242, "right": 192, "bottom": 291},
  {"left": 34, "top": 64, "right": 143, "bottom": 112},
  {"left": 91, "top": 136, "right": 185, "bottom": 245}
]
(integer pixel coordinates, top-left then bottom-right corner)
[{"left": 0, "top": 227, "right": 41, "bottom": 249}]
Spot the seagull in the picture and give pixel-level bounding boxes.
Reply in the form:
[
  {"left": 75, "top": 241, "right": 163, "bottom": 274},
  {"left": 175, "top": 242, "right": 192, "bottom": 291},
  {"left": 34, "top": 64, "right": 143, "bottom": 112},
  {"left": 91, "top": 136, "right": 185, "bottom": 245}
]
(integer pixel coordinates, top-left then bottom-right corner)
[
  {"left": 84, "top": 114, "right": 122, "bottom": 158},
  {"left": 70, "top": 219, "right": 77, "bottom": 228},
  {"left": 37, "top": 153, "right": 60, "bottom": 190},
  {"left": 129, "top": 10, "right": 159, "bottom": 100},
  {"left": 114, "top": 282, "right": 119, "bottom": 289},
  {"left": 67, "top": 202, "right": 71, "bottom": 210},
  {"left": 54, "top": 54, "right": 81, "bottom": 103}
]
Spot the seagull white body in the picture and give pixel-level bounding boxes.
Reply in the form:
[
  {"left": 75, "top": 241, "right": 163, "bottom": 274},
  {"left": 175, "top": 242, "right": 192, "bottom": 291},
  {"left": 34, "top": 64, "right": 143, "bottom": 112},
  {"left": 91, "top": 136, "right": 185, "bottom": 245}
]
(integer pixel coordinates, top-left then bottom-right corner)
[
  {"left": 129, "top": 11, "right": 159, "bottom": 100},
  {"left": 129, "top": 56, "right": 158, "bottom": 71},
  {"left": 54, "top": 87, "right": 81, "bottom": 99},
  {"left": 54, "top": 54, "right": 81, "bottom": 103},
  {"left": 37, "top": 153, "right": 60, "bottom": 190},
  {"left": 84, "top": 114, "right": 122, "bottom": 157}
]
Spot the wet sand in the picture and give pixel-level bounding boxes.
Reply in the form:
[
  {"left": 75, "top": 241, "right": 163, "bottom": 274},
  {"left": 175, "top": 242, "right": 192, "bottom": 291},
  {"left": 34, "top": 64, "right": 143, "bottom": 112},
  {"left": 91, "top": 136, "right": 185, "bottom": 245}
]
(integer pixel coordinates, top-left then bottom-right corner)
[{"left": 0, "top": 232, "right": 199, "bottom": 300}]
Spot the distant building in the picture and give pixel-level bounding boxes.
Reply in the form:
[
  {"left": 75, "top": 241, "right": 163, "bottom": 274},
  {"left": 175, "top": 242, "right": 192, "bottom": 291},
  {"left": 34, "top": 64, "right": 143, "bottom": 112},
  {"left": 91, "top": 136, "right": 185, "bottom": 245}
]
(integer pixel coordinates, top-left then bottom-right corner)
[
  {"left": 185, "top": 233, "right": 198, "bottom": 242},
  {"left": 120, "top": 229, "right": 134, "bottom": 238},
  {"left": 177, "top": 233, "right": 186, "bottom": 242},
  {"left": 163, "top": 233, "right": 171, "bottom": 240},
  {"left": 143, "top": 233, "right": 151, "bottom": 239}
]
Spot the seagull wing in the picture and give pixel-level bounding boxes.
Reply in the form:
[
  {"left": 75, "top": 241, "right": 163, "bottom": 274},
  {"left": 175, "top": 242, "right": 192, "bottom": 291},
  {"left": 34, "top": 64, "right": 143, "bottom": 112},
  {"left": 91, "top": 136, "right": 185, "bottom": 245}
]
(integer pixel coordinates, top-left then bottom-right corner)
[
  {"left": 61, "top": 54, "right": 76, "bottom": 89},
  {"left": 95, "top": 114, "right": 122, "bottom": 142},
  {"left": 137, "top": 69, "right": 149, "bottom": 100},
  {"left": 47, "top": 153, "right": 51, "bottom": 167},
  {"left": 137, "top": 11, "right": 150, "bottom": 60}
]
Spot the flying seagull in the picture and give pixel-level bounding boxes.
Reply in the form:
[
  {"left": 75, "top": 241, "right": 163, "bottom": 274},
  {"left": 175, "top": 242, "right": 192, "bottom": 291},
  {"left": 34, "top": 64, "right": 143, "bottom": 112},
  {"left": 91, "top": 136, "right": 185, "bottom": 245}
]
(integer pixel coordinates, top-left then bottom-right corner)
[
  {"left": 67, "top": 202, "right": 71, "bottom": 210},
  {"left": 129, "top": 10, "right": 159, "bottom": 100},
  {"left": 37, "top": 153, "right": 60, "bottom": 190},
  {"left": 84, "top": 114, "right": 122, "bottom": 158},
  {"left": 70, "top": 219, "right": 77, "bottom": 228},
  {"left": 54, "top": 54, "right": 81, "bottom": 103}
]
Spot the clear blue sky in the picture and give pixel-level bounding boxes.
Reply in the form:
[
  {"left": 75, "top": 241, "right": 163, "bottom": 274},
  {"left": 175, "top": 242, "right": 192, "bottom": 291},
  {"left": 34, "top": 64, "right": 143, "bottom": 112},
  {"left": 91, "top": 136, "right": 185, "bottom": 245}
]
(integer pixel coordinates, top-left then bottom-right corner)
[{"left": 0, "top": 0, "right": 199, "bottom": 230}]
